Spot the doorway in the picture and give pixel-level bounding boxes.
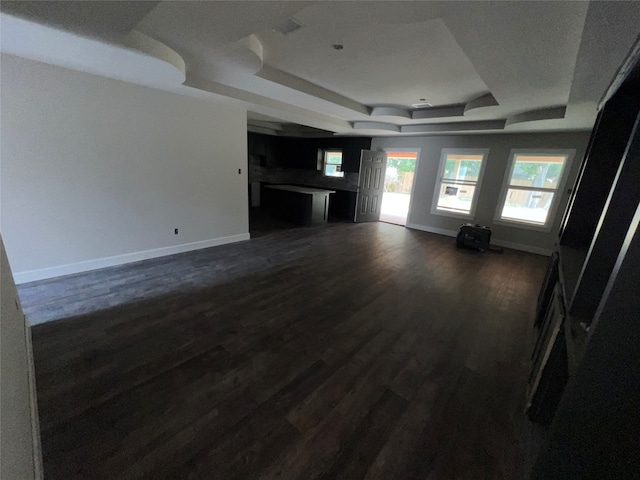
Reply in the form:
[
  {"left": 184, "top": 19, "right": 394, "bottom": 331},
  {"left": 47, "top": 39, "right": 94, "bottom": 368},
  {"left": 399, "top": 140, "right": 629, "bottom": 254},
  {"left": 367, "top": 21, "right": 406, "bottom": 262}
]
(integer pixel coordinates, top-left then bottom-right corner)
[{"left": 380, "top": 149, "right": 419, "bottom": 225}]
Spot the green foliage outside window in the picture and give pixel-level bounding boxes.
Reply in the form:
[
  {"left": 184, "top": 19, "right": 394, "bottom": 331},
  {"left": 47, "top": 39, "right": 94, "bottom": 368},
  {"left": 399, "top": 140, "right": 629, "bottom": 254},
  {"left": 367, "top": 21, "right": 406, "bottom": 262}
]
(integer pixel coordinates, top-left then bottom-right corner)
[
  {"left": 444, "top": 159, "right": 481, "bottom": 179},
  {"left": 444, "top": 159, "right": 456, "bottom": 177},
  {"left": 514, "top": 162, "right": 563, "bottom": 182},
  {"left": 388, "top": 157, "right": 416, "bottom": 173},
  {"left": 326, "top": 153, "right": 342, "bottom": 165}
]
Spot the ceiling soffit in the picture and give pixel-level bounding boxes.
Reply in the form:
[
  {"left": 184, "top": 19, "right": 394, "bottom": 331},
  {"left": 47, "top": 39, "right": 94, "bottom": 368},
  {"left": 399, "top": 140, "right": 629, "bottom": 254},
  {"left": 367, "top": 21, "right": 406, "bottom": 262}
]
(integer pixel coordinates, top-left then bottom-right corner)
[
  {"left": 133, "top": 1, "right": 507, "bottom": 131},
  {"left": 0, "top": 13, "right": 186, "bottom": 88},
  {"left": 358, "top": 105, "right": 568, "bottom": 133},
  {"left": 3, "top": 2, "right": 639, "bottom": 135},
  {"left": 134, "top": 1, "right": 589, "bottom": 134},
  {"left": 505, "top": 107, "right": 567, "bottom": 128}
]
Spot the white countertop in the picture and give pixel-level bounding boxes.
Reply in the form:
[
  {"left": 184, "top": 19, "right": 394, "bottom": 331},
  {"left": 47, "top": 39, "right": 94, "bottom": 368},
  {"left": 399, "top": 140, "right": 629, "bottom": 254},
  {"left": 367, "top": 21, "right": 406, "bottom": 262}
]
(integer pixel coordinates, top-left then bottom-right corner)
[{"left": 264, "top": 185, "right": 336, "bottom": 195}]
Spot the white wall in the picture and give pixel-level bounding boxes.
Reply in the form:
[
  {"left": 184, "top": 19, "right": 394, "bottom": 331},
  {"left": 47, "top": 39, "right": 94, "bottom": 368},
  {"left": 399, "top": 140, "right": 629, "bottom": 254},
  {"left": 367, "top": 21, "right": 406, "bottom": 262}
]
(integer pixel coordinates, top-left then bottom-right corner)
[
  {"left": 1, "top": 55, "right": 249, "bottom": 282},
  {"left": 1, "top": 235, "right": 42, "bottom": 479},
  {"left": 372, "top": 132, "right": 591, "bottom": 255}
]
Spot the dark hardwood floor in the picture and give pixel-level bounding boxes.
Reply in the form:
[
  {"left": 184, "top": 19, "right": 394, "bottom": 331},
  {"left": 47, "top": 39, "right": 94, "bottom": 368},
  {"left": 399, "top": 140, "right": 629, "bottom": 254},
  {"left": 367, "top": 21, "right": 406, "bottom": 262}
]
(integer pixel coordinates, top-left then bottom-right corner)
[
  {"left": 21, "top": 222, "right": 547, "bottom": 479},
  {"left": 249, "top": 206, "right": 300, "bottom": 238}
]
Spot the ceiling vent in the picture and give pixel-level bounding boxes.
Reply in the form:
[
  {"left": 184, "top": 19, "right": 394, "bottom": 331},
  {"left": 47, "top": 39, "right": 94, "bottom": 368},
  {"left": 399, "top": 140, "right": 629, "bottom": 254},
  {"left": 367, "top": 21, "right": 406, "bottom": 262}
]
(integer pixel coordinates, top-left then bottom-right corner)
[
  {"left": 411, "top": 102, "right": 433, "bottom": 108},
  {"left": 274, "top": 17, "right": 305, "bottom": 35}
]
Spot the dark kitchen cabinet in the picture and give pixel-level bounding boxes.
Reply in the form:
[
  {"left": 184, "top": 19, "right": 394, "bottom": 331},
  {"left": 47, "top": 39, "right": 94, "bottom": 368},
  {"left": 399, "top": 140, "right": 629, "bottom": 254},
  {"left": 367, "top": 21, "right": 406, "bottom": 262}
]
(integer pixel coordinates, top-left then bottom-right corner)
[
  {"left": 250, "top": 133, "right": 371, "bottom": 171},
  {"left": 248, "top": 132, "right": 280, "bottom": 167}
]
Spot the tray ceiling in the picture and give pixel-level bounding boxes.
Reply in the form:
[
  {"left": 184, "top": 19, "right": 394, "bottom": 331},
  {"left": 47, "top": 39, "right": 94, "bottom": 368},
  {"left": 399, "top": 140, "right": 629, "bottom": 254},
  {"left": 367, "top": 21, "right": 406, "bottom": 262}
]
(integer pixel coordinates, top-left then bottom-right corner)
[{"left": 2, "top": 1, "right": 639, "bottom": 136}]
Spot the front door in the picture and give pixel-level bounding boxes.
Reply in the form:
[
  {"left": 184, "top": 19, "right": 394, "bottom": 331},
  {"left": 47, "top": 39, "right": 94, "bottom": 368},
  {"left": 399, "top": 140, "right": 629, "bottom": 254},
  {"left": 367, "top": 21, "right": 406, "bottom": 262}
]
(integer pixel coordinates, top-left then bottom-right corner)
[{"left": 355, "top": 149, "right": 388, "bottom": 222}]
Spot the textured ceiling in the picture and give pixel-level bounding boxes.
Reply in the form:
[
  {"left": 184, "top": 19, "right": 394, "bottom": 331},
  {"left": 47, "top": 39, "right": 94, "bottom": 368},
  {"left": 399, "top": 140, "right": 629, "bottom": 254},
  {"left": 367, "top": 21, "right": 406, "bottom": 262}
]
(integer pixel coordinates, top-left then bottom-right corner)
[
  {"left": 0, "top": 1, "right": 159, "bottom": 39},
  {"left": 2, "top": 1, "right": 639, "bottom": 136},
  {"left": 258, "top": 18, "right": 489, "bottom": 107}
]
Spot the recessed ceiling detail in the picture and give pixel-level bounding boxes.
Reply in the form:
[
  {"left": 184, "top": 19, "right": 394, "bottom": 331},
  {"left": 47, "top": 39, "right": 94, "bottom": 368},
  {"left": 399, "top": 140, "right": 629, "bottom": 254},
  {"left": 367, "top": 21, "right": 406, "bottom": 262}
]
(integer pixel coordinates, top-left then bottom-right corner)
[
  {"left": 256, "top": 65, "right": 369, "bottom": 115},
  {"left": 353, "top": 120, "right": 506, "bottom": 134},
  {"left": 370, "top": 92, "right": 499, "bottom": 121},
  {"left": 0, "top": 13, "right": 186, "bottom": 88},
  {"left": 3, "top": 1, "right": 640, "bottom": 136},
  {"left": 183, "top": 74, "right": 353, "bottom": 133},
  {"left": 463, "top": 93, "right": 499, "bottom": 114},
  {"left": 257, "top": 16, "right": 488, "bottom": 107},
  {"left": 412, "top": 104, "right": 466, "bottom": 120},
  {"left": 370, "top": 107, "right": 411, "bottom": 119},
  {"left": 234, "top": 34, "right": 264, "bottom": 74},
  {"left": 122, "top": 30, "right": 185, "bottom": 80},
  {"left": 401, "top": 120, "right": 506, "bottom": 134},
  {"left": 352, "top": 122, "right": 401, "bottom": 133},
  {"left": 505, "top": 106, "right": 567, "bottom": 128}
]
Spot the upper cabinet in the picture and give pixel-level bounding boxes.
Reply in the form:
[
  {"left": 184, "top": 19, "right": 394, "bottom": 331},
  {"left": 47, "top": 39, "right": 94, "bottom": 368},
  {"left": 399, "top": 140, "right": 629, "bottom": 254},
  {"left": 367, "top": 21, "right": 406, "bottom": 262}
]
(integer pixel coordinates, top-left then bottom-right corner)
[
  {"left": 248, "top": 132, "right": 372, "bottom": 172},
  {"left": 248, "top": 132, "right": 281, "bottom": 167}
]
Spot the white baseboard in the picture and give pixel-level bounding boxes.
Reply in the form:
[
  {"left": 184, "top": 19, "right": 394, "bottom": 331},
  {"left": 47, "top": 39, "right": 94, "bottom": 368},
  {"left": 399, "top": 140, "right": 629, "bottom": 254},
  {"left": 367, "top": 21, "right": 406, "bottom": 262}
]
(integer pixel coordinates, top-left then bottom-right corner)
[
  {"left": 13, "top": 233, "right": 251, "bottom": 284},
  {"left": 490, "top": 239, "right": 552, "bottom": 256},
  {"left": 405, "top": 222, "right": 458, "bottom": 238},
  {"left": 405, "top": 222, "right": 551, "bottom": 256}
]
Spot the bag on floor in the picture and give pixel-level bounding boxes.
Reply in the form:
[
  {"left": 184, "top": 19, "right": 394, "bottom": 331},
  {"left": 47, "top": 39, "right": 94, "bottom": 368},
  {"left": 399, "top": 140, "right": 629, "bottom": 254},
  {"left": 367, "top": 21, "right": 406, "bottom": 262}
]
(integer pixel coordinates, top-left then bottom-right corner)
[{"left": 456, "top": 223, "right": 492, "bottom": 252}]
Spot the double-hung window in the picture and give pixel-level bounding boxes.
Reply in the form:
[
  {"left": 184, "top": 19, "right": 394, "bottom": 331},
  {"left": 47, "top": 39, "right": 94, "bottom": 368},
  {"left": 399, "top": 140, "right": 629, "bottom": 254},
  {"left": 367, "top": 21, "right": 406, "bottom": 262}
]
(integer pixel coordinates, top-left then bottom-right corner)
[
  {"left": 431, "top": 149, "right": 488, "bottom": 218},
  {"left": 495, "top": 149, "right": 574, "bottom": 230},
  {"left": 323, "top": 150, "right": 344, "bottom": 178}
]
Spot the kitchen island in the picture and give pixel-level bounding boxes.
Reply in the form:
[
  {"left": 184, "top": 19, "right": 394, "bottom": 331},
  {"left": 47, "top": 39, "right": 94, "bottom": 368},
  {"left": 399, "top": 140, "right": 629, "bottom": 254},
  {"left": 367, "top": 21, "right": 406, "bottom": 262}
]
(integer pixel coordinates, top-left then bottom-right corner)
[{"left": 264, "top": 185, "right": 335, "bottom": 226}]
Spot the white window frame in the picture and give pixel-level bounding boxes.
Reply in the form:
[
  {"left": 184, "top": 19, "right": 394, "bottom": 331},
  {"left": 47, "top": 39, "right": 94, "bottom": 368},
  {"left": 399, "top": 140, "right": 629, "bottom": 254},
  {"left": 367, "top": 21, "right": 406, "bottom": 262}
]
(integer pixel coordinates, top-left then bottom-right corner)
[
  {"left": 493, "top": 149, "right": 576, "bottom": 232},
  {"left": 322, "top": 149, "right": 344, "bottom": 178},
  {"left": 430, "top": 148, "right": 489, "bottom": 220}
]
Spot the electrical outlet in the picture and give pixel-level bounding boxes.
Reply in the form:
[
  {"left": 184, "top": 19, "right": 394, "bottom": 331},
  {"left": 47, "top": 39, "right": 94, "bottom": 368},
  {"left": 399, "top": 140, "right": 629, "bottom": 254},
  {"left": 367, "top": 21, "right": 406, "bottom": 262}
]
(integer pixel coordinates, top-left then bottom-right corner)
[{"left": 174, "top": 228, "right": 179, "bottom": 235}]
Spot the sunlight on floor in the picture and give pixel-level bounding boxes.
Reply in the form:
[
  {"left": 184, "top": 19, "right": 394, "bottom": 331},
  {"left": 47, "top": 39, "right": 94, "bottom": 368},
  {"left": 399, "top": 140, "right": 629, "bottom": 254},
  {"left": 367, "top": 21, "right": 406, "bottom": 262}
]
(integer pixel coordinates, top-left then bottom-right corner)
[{"left": 380, "top": 192, "right": 411, "bottom": 226}]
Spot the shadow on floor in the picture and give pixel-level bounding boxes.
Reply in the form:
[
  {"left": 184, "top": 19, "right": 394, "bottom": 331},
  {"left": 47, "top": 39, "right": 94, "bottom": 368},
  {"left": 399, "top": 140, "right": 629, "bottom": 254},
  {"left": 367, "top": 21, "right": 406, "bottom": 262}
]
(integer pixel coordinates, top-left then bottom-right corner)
[
  {"left": 249, "top": 207, "right": 299, "bottom": 238},
  {"left": 249, "top": 207, "right": 351, "bottom": 238}
]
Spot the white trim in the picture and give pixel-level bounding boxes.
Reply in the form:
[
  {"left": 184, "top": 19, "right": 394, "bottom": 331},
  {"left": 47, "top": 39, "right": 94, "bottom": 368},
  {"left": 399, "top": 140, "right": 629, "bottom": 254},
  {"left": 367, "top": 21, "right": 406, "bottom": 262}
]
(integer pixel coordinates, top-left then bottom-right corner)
[
  {"left": 430, "top": 148, "right": 489, "bottom": 220},
  {"left": 430, "top": 208, "right": 477, "bottom": 221},
  {"left": 490, "top": 238, "right": 553, "bottom": 256},
  {"left": 493, "top": 148, "right": 576, "bottom": 230},
  {"left": 24, "top": 320, "right": 43, "bottom": 479},
  {"left": 407, "top": 150, "right": 421, "bottom": 225},
  {"left": 13, "top": 233, "right": 251, "bottom": 284},
  {"left": 406, "top": 222, "right": 552, "bottom": 256},
  {"left": 493, "top": 217, "right": 553, "bottom": 233},
  {"left": 322, "top": 149, "right": 345, "bottom": 178},
  {"left": 406, "top": 222, "right": 458, "bottom": 237}
]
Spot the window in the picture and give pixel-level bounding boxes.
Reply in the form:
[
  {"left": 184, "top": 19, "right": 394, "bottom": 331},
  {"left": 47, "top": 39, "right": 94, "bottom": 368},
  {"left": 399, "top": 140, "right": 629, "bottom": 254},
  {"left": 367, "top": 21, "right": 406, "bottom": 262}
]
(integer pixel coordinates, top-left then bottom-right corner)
[
  {"left": 323, "top": 150, "right": 344, "bottom": 177},
  {"left": 431, "top": 149, "right": 488, "bottom": 218},
  {"left": 495, "top": 150, "right": 574, "bottom": 229}
]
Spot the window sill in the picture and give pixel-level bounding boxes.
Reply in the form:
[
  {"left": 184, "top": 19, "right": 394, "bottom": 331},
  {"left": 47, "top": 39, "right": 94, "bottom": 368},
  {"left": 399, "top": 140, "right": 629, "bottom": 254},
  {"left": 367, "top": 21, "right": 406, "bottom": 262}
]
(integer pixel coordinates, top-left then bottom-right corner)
[{"left": 431, "top": 208, "right": 475, "bottom": 221}]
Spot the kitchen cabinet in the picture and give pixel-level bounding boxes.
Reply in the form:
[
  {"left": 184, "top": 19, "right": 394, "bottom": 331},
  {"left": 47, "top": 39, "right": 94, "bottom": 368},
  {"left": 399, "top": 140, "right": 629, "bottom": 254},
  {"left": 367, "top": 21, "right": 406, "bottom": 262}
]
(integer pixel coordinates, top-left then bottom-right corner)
[{"left": 264, "top": 185, "right": 335, "bottom": 226}]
